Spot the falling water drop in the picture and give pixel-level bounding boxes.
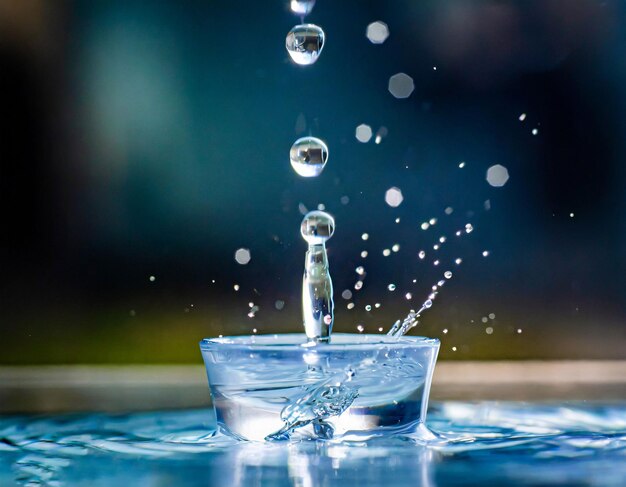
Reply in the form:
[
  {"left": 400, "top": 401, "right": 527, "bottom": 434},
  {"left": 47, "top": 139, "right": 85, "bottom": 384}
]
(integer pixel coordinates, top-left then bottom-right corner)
[
  {"left": 286, "top": 24, "right": 325, "bottom": 65},
  {"left": 290, "top": 0, "right": 316, "bottom": 16},
  {"left": 444, "top": 271, "right": 452, "bottom": 279},
  {"left": 387, "top": 283, "right": 396, "bottom": 291},
  {"left": 300, "top": 210, "right": 335, "bottom": 244},
  {"left": 290, "top": 137, "right": 329, "bottom": 177}
]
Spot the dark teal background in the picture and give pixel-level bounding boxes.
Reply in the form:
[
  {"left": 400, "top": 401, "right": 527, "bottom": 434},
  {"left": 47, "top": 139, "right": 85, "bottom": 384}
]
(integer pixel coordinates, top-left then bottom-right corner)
[{"left": 1, "top": 0, "right": 625, "bottom": 362}]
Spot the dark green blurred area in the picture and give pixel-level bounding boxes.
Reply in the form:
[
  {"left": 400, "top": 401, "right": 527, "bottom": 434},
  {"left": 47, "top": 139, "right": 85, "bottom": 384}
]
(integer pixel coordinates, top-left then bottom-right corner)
[{"left": 1, "top": 0, "right": 626, "bottom": 363}]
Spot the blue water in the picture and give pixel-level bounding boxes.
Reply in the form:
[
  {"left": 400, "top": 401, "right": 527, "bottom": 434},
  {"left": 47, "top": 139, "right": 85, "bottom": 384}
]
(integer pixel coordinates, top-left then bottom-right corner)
[{"left": 2, "top": 402, "right": 625, "bottom": 486}]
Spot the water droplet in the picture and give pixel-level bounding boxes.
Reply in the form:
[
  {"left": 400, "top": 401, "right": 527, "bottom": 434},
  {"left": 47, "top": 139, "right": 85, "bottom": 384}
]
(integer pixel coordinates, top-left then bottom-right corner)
[
  {"left": 570, "top": 212, "right": 575, "bottom": 218},
  {"left": 421, "top": 222, "right": 430, "bottom": 230},
  {"left": 418, "top": 250, "right": 426, "bottom": 259},
  {"left": 443, "top": 328, "right": 448, "bottom": 334},
  {"left": 374, "top": 303, "right": 381, "bottom": 308},
  {"left": 360, "top": 250, "right": 368, "bottom": 258},
  {"left": 361, "top": 233, "right": 369, "bottom": 241},
  {"left": 481, "top": 316, "right": 488, "bottom": 323},
  {"left": 286, "top": 24, "right": 324, "bottom": 65},
  {"left": 365, "top": 304, "right": 372, "bottom": 311},
  {"left": 465, "top": 223, "right": 474, "bottom": 233},
  {"left": 375, "top": 126, "right": 388, "bottom": 144},
  {"left": 340, "top": 195, "right": 350, "bottom": 205},
  {"left": 428, "top": 293, "right": 436, "bottom": 300},
  {"left": 486, "top": 164, "right": 509, "bottom": 187},
  {"left": 532, "top": 128, "right": 539, "bottom": 135},
  {"left": 233, "top": 284, "right": 240, "bottom": 291},
  {"left": 388, "top": 72, "right": 414, "bottom": 99},
  {"left": 253, "top": 328, "right": 258, "bottom": 333},
  {"left": 354, "top": 280, "right": 363, "bottom": 290},
  {"left": 485, "top": 327, "right": 494, "bottom": 335},
  {"left": 385, "top": 187, "right": 404, "bottom": 207},
  {"left": 433, "top": 244, "right": 439, "bottom": 250},
  {"left": 395, "top": 217, "right": 401, "bottom": 223},
  {"left": 392, "top": 243, "right": 400, "bottom": 252},
  {"left": 347, "top": 302, "right": 355, "bottom": 309},
  {"left": 424, "top": 299, "right": 433, "bottom": 308},
  {"left": 443, "top": 271, "right": 452, "bottom": 279},
  {"left": 519, "top": 113, "right": 526, "bottom": 121},
  {"left": 445, "top": 206, "right": 454, "bottom": 215},
  {"left": 341, "top": 289, "right": 352, "bottom": 300},
  {"left": 235, "top": 248, "right": 251, "bottom": 265},
  {"left": 433, "top": 260, "right": 440, "bottom": 266},
  {"left": 429, "top": 218, "right": 437, "bottom": 225},
  {"left": 387, "top": 283, "right": 396, "bottom": 291},
  {"left": 301, "top": 211, "right": 334, "bottom": 245},
  {"left": 275, "top": 300, "right": 285, "bottom": 310},
  {"left": 355, "top": 266, "right": 365, "bottom": 275},
  {"left": 482, "top": 250, "right": 490, "bottom": 257},
  {"left": 290, "top": 137, "right": 328, "bottom": 177},
  {"left": 437, "top": 280, "right": 445, "bottom": 287},
  {"left": 439, "top": 236, "right": 447, "bottom": 243},
  {"left": 455, "top": 258, "right": 462, "bottom": 265},
  {"left": 149, "top": 275, "right": 156, "bottom": 282},
  {"left": 517, "top": 328, "right": 522, "bottom": 334},
  {"left": 405, "top": 292, "right": 412, "bottom": 300},
  {"left": 357, "top": 324, "right": 365, "bottom": 333},
  {"left": 366, "top": 21, "right": 389, "bottom": 44},
  {"left": 317, "top": 203, "right": 325, "bottom": 211},
  {"left": 489, "top": 313, "right": 496, "bottom": 319},
  {"left": 455, "top": 230, "right": 462, "bottom": 236},
  {"left": 459, "top": 162, "right": 466, "bottom": 168},
  {"left": 355, "top": 124, "right": 372, "bottom": 143},
  {"left": 290, "top": 0, "right": 316, "bottom": 16},
  {"left": 382, "top": 249, "right": 391, "bottom": 257},
  {"left": 378, "top": 327, "right": 384, "bottom": 332}
]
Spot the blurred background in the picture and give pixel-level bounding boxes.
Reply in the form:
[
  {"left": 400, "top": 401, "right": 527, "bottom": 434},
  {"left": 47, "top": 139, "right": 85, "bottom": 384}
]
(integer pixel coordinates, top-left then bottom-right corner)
[{"left": 1, "top": 0, "right": 626, "bottom": 364}]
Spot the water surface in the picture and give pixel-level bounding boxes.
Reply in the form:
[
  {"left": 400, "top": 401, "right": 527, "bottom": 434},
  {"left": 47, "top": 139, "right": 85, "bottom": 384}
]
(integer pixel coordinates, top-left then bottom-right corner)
[{"left": 2, "top": 402, "right": 625, "bottom": 486}]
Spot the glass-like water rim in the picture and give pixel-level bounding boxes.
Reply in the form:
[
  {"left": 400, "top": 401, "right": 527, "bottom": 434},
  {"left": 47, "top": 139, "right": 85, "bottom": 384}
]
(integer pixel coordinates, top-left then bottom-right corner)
[{"left": 200, "top": 333, "right": 439, "bottom": 351}]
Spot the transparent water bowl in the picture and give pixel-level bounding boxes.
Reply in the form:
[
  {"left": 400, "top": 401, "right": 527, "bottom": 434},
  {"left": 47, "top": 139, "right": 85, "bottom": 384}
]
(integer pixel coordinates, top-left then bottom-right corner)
[{"left": 200, "top": 333, "right": 440, "bottom": 441}]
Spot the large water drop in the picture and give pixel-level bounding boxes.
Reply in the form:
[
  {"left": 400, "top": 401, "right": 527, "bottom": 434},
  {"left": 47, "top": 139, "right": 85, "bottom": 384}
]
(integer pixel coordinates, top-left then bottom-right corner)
[
  {"left": 290, "top": 137, "right": 328, "bottom": 177},
  {"left": 286, "top": 24, "right": 324, "bottom": 65},
  {"left": 300, "top": 210, "right": 335, "bottom": 245},
  {"left": 290, "top": 0, "right": 316, "bottom": 16}
]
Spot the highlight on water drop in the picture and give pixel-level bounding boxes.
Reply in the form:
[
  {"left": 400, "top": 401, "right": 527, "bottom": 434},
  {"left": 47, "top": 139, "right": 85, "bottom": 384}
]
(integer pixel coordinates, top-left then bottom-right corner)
[{"left": 286, "top": 24, "right": 324, "bottom": 65}]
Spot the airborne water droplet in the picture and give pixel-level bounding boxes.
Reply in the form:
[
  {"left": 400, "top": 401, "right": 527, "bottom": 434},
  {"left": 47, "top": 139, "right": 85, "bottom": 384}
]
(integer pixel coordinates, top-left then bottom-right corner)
[
  {"left": 444, "top": 271, "right": 452, "bottom": 279},
  {"left": 300, "top": 211, "right": 335, "bottom": 245},
  {"left": 387, "top": 283, "right": 396, "bottom": 291},
  {"left": 286, "top": 24, "right": 325, "bottom": 65},
  {"left": 290, "top": 137, "right": 329, "bottom": 177},
  {"left": 290, "top": 0, "right": 316, "bottom": 16}
]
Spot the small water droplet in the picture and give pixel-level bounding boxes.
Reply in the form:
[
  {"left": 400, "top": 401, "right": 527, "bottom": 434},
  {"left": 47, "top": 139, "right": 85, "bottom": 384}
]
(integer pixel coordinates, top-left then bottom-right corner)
[
  {"left": 424, "top": 299, "right": 433, "bottom": 308},
  {"left": 365, "top": 305, "right": 372, "bottom": 311},
  {"left": 275, "top": 300, "right": 285, "bottom": 310},
  {"left": 375, "top": 303, "right": 381, "bottom": 308},
  {"left": 360, "top": 250, "right": 368, "bottom": 258},
  {"left": 405, "top": 292, "right": 412, "bottom": 300},
  {"left": 489, "top": 313, "right": 496, "bottom": 319},
  {"left": 392, "top": 243, "right": 400, "bottom": 252},
  {"left": 341, "top": 289, "right": 352, "bottom": 300},
  {"left": 421, "top": 222, "right": 430, "bottom": 230},
  {"left": 437, "top": 280, "right": 445, "bottom": 287},
  {"left": 355, "top": 124, "right": 373, "bottom": 143},
  {"left": 347, "top": 303, "right": 355, "bottom": 309},
  {"left": 433, "top": 244, "right": 439, "bottom": 250},
  {"left": 366, "top": 21, "right": 389, "bottom": 44},
  {"left": 443, "top": 328, "right": 448, "bottom": 334},
  {"left": 418, "top": 250, "right": 426, "bottom": 259},
  {"left": 451, "top": 346, "right": 457, "bottom": 352},
  {"left": 290, "top": 137, "right": 328, "bottom": 177},
  {"left": 235, "top": 248, "right": 252, "bottom": 265},
  {"left": 357, "top": 324, "right": 365, "bottom": 332},
  {"left": 387, "top": 283, "right": 396, "bottom": 291},
  {"left": 378, "top": 327, "right": 384, "bottom": 332},
  {"left": 355, "top": 266, "right": 365, "bottom": 275},
  {"left": 361, "top": 233, "right": 369, "bottom": 241},
  {"left": 459, "top": 162, "right": 466, "bottom": 168},
  {"left": 517, "top": 328, "right": 522, "bottom": 334},
  {"left": 233, "top": 284, "right": 240, "bottom": 291},
  {"left": 149, "top": 275, "right": 156, "bottom": 282},
  {"left": 485, "top": 327, "right": 494, "bottom": 335},
  {"left": 455, "top": 258, "right": 462, "bottom": 265},
  {"left": 519, "top": 113, "right": 526, "bottom": 121},
  {"left": 383, "top": 249, "right": 391, "bottom": 257},
  {"left": 340, "top": 195, "right": 350, "bottom": 205},
  {"left": 532, "top": 128, "right": 539, "bottom": 135},
  {"left": 354, "top": 280, "right": 363, "bottom": 290},
  {"left": 433, "top": 260, "right": 440, "bottom": 266},
  {"left": 395, "top": 217, "right": 401, "bottom": 223},
  {"left": 385, "top": 187, "right": 404, "bottom": 207},
  {"left": 445, "top": 207, "right": 454, "bottom": 215},
  {"left": 482, "top": 250, "right": 490, "bottom": 257},
  {"left": 286, "top": 24, "right": 324, "bottom": 65},
  {"left": 444, "top": 271, "right": 452, "bottom": 279},
  {"left": 388, "top": 72, "right": 414, "bottom": 99},
  {"left": 429, "top": 218, "right": 437, "bottom": 225},
  {"left": 465, "top": 223, "right": 474, "bottom": 233}
]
